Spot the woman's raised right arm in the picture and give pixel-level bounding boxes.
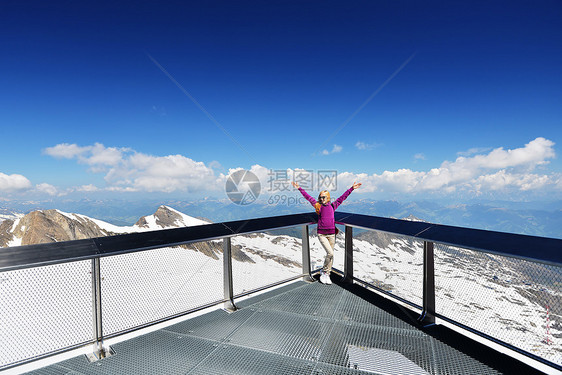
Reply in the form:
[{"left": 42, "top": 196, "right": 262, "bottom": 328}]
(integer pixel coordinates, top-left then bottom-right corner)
[{"left": 292, "top": 181, "right": 316, "bottom": 205}]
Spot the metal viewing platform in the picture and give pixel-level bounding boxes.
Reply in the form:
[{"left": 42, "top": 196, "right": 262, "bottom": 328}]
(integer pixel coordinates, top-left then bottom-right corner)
[{"left": 0, "top": 212, "right": 560, "bottom": 374}]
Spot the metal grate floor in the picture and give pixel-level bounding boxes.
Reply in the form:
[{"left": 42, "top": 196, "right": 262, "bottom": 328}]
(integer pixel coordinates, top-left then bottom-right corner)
[{"left": 23, "top": 280, "right": 531, "bottom": 375}]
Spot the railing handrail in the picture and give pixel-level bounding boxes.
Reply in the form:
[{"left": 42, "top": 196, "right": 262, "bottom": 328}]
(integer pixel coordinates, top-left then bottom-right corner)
[
  {"left": 0, "top": 212, "right": 318, "bottom": 272},
  {"left": 335, "top": 211, "right": 562, "bottom": 267},
  {"left": 2, "top": 210, "right": 560, "bottom": 272}
]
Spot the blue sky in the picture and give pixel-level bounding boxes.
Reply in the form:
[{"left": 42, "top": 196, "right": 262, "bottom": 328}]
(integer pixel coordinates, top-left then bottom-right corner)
[{"left": 1, "top": 1, "right": 561, "bottom": 204}]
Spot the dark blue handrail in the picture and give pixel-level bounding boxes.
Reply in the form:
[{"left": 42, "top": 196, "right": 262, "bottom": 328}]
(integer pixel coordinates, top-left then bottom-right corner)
[
  {"left": 0, "top": 212, "right": 317, "bottom": 272},
  {"left": 2, "top": 211, "right": 560, "bottom": 272},
  {"left": 335, "top": 211, "right": 561, "bottom": 266}
]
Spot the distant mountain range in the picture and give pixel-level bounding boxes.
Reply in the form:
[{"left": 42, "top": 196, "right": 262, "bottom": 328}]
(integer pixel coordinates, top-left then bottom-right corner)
[
  {"left": 1, "top": 197, "right": 562, "bottom": 239},
  {"left": 343, "top": 200, "right": 562, "bottom": 239}
]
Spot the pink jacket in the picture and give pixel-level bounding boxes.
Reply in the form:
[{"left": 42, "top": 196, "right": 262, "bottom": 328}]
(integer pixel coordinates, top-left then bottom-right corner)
[{"left": 298, "top": 187, "right": 354, "bottom": 234}]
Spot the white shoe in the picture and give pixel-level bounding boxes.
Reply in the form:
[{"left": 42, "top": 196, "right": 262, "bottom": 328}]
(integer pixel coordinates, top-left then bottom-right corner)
[
  {"left": 324, "top": 272, "right": 332, "bottom": 285},
  {"left": 319, "top": 272, "right": 327, "bottom": 284}
]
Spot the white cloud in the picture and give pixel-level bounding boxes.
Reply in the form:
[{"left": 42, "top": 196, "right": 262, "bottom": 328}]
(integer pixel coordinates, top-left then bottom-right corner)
[
  {"left": 44, "top": 138, "right": 559, "bottom": 198},
  {"left": 355, "top": 141, "right": 381, "bottom": 150},
  {"left": 43, "top": 143, "right": 87, "bottom": 159},
  {"left": 322, "top": 144, "right": 342, "bottom": 155},
  {"left": 208, "top": 160, "right": 223, "bottom": 170},
  {"left": 44, "top": 143, "right": 128, "bottom": 167},
  {"left": 106, "top": 186, "right": 138, "bottom": 192},
  {"left": 472, "top": 170, "right": 554, "bottom": 192},
  {"left": 35, "top": 183, "right": 58, "bottom": 196},
  {"left": 0, "top": 172, "right": 32, "bottom": 192},
  {"left": 457, "top": 147, "right": 492, "bottom": 157},
  {"left": 355, "top": 141, "right": 368, "bottom": 150},
  {"left": 107, "top": 153, "right": 217, "bottom": 193},
  {"left": 334, "top": 137, "right": 558, "bottom": 196},
  {"left": 77, "top": 184, "right": 99, "bottom": 192},
  {"left": 414, "top": 153, "right": 426, "bottom": 161},
  {"left": 46, "top": 143, "right": 219, "bottom": 193},
  {"left": 451, "top": 137, "right": 554, "bottom": 171},
  {"left": 86, "top": 143, "right": 125, "bottom": 166}
]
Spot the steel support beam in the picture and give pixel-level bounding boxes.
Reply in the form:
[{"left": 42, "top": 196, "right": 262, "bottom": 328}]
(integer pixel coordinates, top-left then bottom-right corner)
[
  {"left": 301, "top": 225, "right": 314, "bottom": 282},
  {"left": 223, "top": 237, "right": 237, "bottom": 312},
  {"left": 342, "top": 225, "right": 354, "bottom": 284},
  {"left": 86, "top": 258, "right": 114, "bottom": 362},
  {"left": 418, "top": 241, "right": 436, "bottom": 326}
]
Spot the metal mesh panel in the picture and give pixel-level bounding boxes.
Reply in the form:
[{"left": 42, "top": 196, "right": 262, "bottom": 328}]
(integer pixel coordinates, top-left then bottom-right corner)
[
  {"left": 54, "top": 330, "right": 219, "bottom": 375},
  {"left": 434, "top": 243, "right": 562, "bottom": 366},
  {"left": 24, "top": 366, "right": 82, "bottom": 375},
  {"left": 100, "top": 241, "right": 224, "bottom": 336},
  {"left": 320, "top": 321, "right": 432, "bottom": 371},
  {"left": 353, "top": 230, "right": 424, "bottom": 307},
  {"left": 334, "top": 289, "right": 418, "bottom": 331},
  {"left": 235, "top": 279, "right": 309, "bottom": 309},
  {"left": 313, "top": 361, "right": 397, "bottom": 375},
  {"left": 189, "top": 344, "right": 315, "bottom": 375},
  {"left": 0, "top": 261, "right": 92, "bottom": 368},
  {"left": 429, "top": 337, "right": 503, "bottom": 375},
  {"left": 226, "top": 309, "right": 331, "bottom": 360},
  {"left": 231, "top": 228, "right": 303, "bottom": 295},
  {"left": 320, "top": 321, "right": 502, "bottom": 375},
  {"left": 253, "top": 279, "right": 344, "bottom": 318},
  {"left": 164, "top": 307, "right": 257, "bottom": 341}
]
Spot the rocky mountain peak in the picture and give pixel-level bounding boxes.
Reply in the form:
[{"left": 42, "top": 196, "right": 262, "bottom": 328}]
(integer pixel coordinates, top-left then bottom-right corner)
[
  {"left": 135, "top": 205, "right": 209, "bottom": 229},
  {"left": 7, "top": 209, "right": 111, "bottom": 246},
  {"left": 0, "top": 206, "right": 213, "bottom": 248},
  {"left": 0, "top": 219, "right": 15, "bottom": 247}
]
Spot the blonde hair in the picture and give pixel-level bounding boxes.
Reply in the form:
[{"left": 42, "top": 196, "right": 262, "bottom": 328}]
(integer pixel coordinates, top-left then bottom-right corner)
[{"left": 315, "top": 190, "right": 331, "bottom": 214}]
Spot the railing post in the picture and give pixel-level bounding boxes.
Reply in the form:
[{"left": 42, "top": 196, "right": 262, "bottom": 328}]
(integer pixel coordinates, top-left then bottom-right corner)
[
  {"left": 342, "top": 225, "right": 354, "bottom": 284},
  {"left": 223, "top": 237, "right": 237, "bottom": 312},
  {"left": 86, "top": 257, "right": 114, "bottom": 362},
  {"left": 418, "top": 241, "right": 436, "bottom": 326},
  {"left": 301, "top": 225, "right": 314, "bottom": 282}
]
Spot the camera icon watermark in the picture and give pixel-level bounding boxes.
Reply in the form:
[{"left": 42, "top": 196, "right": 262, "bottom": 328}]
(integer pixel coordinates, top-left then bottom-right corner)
[{"left": 225, "top": 170, "right": 261, "bottom": 205}]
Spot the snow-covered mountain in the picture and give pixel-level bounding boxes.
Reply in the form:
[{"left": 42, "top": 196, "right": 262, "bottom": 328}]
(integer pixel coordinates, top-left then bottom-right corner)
[
  {"left": 134, "top": 205, "right": 210, "bottom": 230},
  {"left": 0, "top": 205, "right": 210, "bottom": 248},
  {"left": 0, "top": 205, "right": 311, "bottom": 274}
]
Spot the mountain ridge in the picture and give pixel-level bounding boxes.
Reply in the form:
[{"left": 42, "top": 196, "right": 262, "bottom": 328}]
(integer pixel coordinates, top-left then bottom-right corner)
[
  {"left": 0, "top": 205, "right": 211, "bottom": 248},
  {"left": 2, "top": 198, "right": 562, "bottom": 238}
]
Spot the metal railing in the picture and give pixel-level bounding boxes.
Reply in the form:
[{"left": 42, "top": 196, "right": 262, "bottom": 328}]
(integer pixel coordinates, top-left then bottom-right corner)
[
  {"left": 0, "top": 211, "right": 560, "bottom": 372},
  {"left": 334, "top": 211, "right": 562, "bottom": 371}
]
